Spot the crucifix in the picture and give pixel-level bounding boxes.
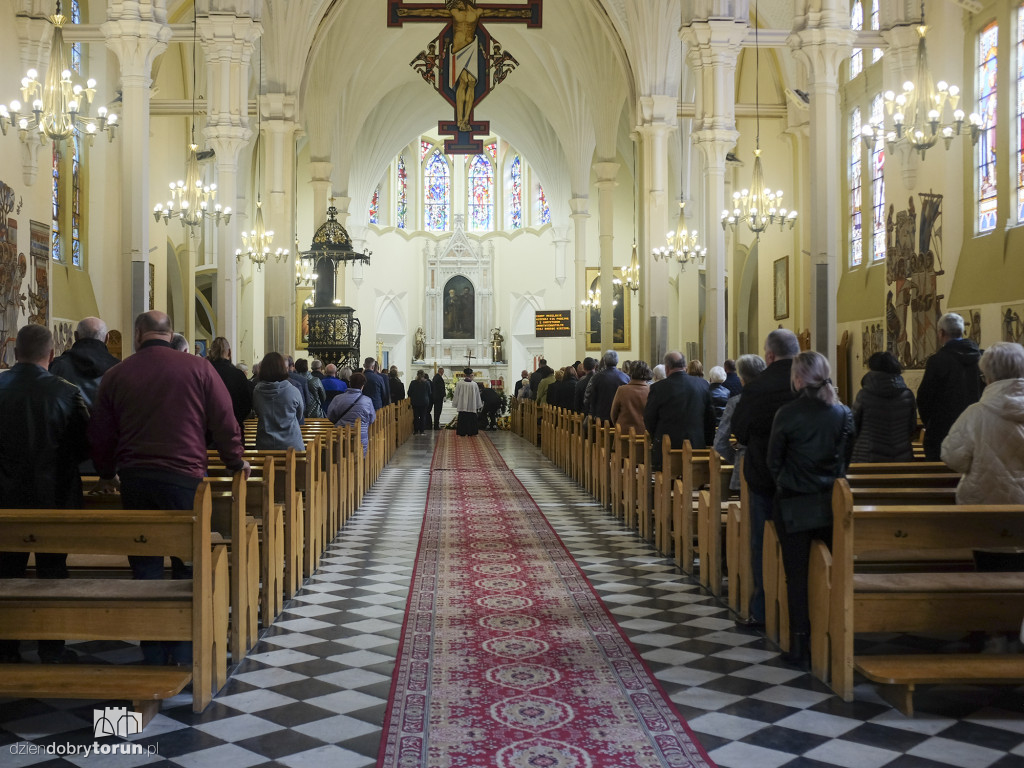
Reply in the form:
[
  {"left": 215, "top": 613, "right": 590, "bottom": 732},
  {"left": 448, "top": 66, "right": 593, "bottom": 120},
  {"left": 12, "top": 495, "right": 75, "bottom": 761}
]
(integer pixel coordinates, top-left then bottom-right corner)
[
  {"left": 388, "top": 0, "right": 543, "bottom": 154},
  {"left": 465, "top": 349, "right": 476, "bottom": 367}
]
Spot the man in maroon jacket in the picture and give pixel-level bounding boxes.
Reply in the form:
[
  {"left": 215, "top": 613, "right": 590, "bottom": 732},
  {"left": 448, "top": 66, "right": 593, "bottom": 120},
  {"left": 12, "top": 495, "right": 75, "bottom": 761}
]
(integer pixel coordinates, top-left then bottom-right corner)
[{"left": 89, "top": 310, "right": 249, "bottom": 664}]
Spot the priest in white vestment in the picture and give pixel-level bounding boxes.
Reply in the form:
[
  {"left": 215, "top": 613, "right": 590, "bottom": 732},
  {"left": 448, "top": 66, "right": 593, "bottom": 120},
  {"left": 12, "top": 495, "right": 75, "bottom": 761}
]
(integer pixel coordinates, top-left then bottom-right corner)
[{"left": 452, "top": 367, "right": 483, "bottom": 436}]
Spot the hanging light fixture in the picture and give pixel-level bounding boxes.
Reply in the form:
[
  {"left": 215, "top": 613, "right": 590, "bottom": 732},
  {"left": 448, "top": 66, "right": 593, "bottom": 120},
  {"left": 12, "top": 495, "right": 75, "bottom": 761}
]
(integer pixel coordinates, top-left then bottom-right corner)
[
  {"left": 860, "top": 2, "right": 982, "bottom": 161},
  {"left": 654, "top": 202, "right": 707, "bottom": 271},
  {"left": 0, "top": 1, "right": 117, "bottom": 144},
  {"left": 236, "top": 41, "right": 287, "bottom": 269},
  {"left": 621, "top": 141, "right": 641, "bottom": 294},
  {"left": 579, "top": 274, "right": 620, "bottom": 310},
  {"left": 721, "top": 2, "right": 798, "bottom": 236},
  {"left": 153, "top": 8, "right": 230, "bottom": 233}
]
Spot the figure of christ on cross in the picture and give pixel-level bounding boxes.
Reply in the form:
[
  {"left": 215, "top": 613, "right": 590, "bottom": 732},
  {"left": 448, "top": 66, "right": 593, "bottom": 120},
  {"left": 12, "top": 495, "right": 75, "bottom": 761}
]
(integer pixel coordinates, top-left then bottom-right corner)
[{"left": 391, "top": 0, "right": 541, "bottom": 134}]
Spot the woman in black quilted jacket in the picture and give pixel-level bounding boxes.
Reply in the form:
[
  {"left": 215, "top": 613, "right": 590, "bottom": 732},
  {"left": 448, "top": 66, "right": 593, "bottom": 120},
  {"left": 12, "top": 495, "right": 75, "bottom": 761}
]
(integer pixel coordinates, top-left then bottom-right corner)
[{"left": 850, "top": 351, "right": 917, "bottom": 463}]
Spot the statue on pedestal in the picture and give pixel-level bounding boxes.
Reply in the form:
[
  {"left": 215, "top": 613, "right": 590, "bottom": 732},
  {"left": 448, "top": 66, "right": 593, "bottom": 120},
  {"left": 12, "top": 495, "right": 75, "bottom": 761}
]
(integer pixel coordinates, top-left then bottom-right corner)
[
  {"left": 413, "top": 326, "right": 426, "bottom": 361},
  {"left": 490, "top": 327, "right": 505, "bottom": 363}
]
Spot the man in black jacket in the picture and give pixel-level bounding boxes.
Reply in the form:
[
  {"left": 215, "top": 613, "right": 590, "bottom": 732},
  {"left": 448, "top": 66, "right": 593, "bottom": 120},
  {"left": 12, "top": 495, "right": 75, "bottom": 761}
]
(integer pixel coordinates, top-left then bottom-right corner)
[
  {"left": 431, "top": 367, "right": 447, "bottom": 429},
  {"left": 644, "top": 351, "right": 715, "bottom": 471},
  {"left": 208, "top": 336, "right": 253, "bottom": 427},
  {"left": 48, "top": 316, "right": 119, "bottom": 408},
  {"left": 362, "top": 357, "right": 391, "bottom": 411},
  {"left": 730, "top": 328, "right": 800, "bottom": 626},
  {"left": 588, "top": 351, "right": 628, "bottom": 422},
  {"left": 574, "top": 357, "right": 596, "bottom": 413},
  {"left": 528, "top": 358, "right": 549, "bottom": 399},
  {"left": 917, "top": 312, "right": 983, "bottom": 460},
  {"left": 0, "top": 325, "right": 90, "bottom": 663}
]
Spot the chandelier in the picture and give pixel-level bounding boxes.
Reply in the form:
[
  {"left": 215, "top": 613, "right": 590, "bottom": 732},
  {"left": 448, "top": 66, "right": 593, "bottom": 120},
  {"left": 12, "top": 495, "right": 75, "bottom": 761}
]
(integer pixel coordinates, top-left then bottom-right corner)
[
  {"left": 236, "top": 43, "right": 286, "bottom": 269},
  {"left": 623, "top": 244, "right": 640, "bottom": 294},
  {"left": 153, "top": 8, "right": 229, "bottom": 233},
  {"left": 860, "top": 6, "right": 982, "bottom": 160},
  {"left": 653, "top": 201, "right": 707, "bottom": 270},
  {"left": 0, "top": 1, "right": 117, "bottom": 144},
  {"left": 721, "top": 2, "right": 798, "bottom": 236},
  {"left": 580, "top": 274, "right": 620, "bottom": 310}
]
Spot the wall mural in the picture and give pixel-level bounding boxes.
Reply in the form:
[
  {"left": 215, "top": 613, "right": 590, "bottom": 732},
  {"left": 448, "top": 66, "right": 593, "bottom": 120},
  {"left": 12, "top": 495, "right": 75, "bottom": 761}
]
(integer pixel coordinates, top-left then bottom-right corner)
[
  {"left": 29, "top": 220, "right": 49, "bottom": 328},
  {"left": 1002, "top": 303, "right": 1024, "bottom": 344},
  {"left": 885, "top": 193, "right": 944, "bottom": 369},
  {"left": 0, "top": 179, "right": 26, "bottom": 368}
]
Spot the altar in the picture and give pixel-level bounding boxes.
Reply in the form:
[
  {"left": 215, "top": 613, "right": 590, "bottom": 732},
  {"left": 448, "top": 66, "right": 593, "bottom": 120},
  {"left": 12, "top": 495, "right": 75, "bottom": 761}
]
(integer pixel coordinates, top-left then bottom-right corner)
[{"left": 418, "top": 215, "right": 508, "bottom": 386}]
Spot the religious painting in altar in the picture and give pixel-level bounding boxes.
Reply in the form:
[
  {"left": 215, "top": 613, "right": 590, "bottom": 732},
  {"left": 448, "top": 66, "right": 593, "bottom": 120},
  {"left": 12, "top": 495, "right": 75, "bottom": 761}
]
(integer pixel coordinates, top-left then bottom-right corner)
[
  {"left": 443, "top": 275, "right": 475, "bottom": 339},
  {"left": 585, "top": 267, "right": 629, "bottom": 351},
  {"left": 1002, "top": 303, "right": 1024, "bottom": 344},
  {"left": 390, "top": 0, "right": 542, "bottom": 154},
  {"left": 0, "top": 180, "right": 26, "bottom": 368},
  {"left": 28, "top": 221, "right": 49, "bottom": 328},
  {"left": 296, "top": 289, "right": 313, "bottom": 350},
  {"left": 884, "top": 193, "right": 945, "bottom": 368}
]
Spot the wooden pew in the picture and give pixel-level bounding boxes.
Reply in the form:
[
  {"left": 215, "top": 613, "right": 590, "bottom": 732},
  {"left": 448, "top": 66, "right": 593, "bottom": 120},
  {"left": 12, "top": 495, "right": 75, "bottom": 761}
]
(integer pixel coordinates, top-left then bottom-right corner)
[
  {"left": 0, "top": 482, "right": 228, "bottom": 724},
  {"left": 810, "top": 478, "right": 1024, "bottom": 715},
  {"left": 697, "top": 448, "right": 736, "bottom": 597}
]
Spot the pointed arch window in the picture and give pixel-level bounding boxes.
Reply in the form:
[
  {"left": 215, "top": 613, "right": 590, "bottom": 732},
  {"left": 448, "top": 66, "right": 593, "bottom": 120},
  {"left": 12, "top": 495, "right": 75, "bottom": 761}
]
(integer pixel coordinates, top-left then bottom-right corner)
[
  {"left": 978, "top": 21, "right": 998, "bottom": 233},
  {"left": 507, "top": 154, "right": 523, "bottom": 229},
  {"left": 52, "top": 143, "right": 61, "bottom": 262},
  {"left": 424, "top": 149, "right": 451, "bottom": 232},
  {"left": 870, "top": 0, "right": 882, "bottom": 62},
  {"left": 467, "top": 154, "right": 494, "bottom": 231},
  {"left": 70, "top": 0, "right": 82, "bottom": 72},
  {"left": 850, "top": 0, "right": 864, "bottom": 79},
  {"left": 369, "top": 185, "right": 380, "bottom": 225},
  {"left": 421, "top": 140, "right": 433, "bottom": 160},
  {"left": 396, "top": 156, "right": 408, "bottom": 229},
  {"left": 870, "top": 94, "right": 886, "bottom": 261},
  {"left": 1017, "top": 7, "right": 1024, "bottom": 223},
  {"left": 850, "top": 107, "right": 863, "bottom": 267},
  {"left": 536, "top": 183, "right": 551, "bottom": 225}
]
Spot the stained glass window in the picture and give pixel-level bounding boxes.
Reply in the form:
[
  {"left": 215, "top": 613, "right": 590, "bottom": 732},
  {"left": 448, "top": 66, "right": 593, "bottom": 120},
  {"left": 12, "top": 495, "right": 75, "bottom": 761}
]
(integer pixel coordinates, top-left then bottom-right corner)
[
  {"left": 850, "top": 0, "right": 864, "bottom": 79},
  {"left": 52, "top": 143, "right": 61, "bottom": 262},
  {"left": 71, "top": 134, "right": 81, "bottom": 266},
  {"left": 486, "top": 142, "right": 497, "bottom": 162},
  {"left": 850, "top": 107, "right": 863, "bottom": 267},
  {"left": 369, "top": 185, "right": 380, "bottom": 225},
  {"left": 978, "top": 22, "right": 998, "bottom": 233},
  {"left": 421, "top": 140, "right": 433, "bottom": 160},
  {"left": 70, "top": 0, "right": 81, "bottom": 73},
  {"left": 1018, "top": 8, "right": 1024, "bottom": 223},
  {"left": 870, "top": 94, "right": 886, "bottom": 261},
  {"left": 424, "top": 149, "right": 450, "bottom": 232},
  {"left": 870, "top": 0, "right": 882, "bottom": 62},
  {"left": 537, "top": 183, "right": 550, "bottom": 225},
  {"left": 396, "top": 156, "right": 408, "bottom": 229},
  {"left": 467, "top": 155, "right": 494, "bottom": 231},
  {"left": 508, "top": 155, "right": 523, "bottom": 229}
]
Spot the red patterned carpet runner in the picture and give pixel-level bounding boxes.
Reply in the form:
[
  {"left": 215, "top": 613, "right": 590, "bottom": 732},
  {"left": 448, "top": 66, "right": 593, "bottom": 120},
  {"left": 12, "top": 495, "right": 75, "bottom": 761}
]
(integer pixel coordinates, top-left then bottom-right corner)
[{"left": 378, "top": 433, "right": 715, "bottom": 768}]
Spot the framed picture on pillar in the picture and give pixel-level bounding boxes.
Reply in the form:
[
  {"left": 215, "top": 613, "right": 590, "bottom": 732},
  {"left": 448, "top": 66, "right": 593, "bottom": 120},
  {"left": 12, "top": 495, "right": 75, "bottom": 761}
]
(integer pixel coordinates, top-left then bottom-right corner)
[
  {"left": 296, "top": 289, "right": 312, "bottom": 350},
  {"left": 584, "top": 266, "right": 630, "bottom": 351},
  {"left": 773, "top": 256, "right": 790, "bottom": 321}
]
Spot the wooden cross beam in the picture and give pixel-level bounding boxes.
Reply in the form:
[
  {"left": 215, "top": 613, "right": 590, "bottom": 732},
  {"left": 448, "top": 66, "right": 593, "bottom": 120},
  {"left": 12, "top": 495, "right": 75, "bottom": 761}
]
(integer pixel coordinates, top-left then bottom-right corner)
[{"left": 388, "top": 0, "right": 542, "bottom": 29}]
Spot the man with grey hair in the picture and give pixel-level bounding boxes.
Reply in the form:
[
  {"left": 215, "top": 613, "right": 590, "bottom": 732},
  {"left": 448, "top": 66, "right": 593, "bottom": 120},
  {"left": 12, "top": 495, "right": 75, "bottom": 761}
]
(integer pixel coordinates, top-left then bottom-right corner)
[
  {"left": 588, "top": 350, "right": 629, "bottom": 423},
  {"left": 645, "top": 350, "right": 715, "bottom": 472},
  {"left": 170, "top": 334, "right": 190, "bottom": 353},
  {"left": 321, "top": 363, "right": 347, "bottom": 405},
  {"left": 917, "top": 311, "right": 984, "bottom": 460},
  {"left": 49, "top": 316, "right": 119, "bottom": 408},
  {"left": 730, "top": 329, "right": 801, "bottom": 627}
]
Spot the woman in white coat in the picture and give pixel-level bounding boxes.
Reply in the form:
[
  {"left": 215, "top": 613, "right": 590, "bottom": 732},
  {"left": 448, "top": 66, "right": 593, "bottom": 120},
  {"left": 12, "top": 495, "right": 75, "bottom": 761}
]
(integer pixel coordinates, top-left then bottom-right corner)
[{"left": 941, "top": 341, "right": 1024, "bottom": 504}]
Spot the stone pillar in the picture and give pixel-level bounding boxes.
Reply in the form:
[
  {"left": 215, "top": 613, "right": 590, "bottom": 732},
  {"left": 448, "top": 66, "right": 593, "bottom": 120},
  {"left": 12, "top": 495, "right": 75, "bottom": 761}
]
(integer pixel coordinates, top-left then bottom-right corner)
[
  {"left": 569, "top": 196, "right": 589, "bottom": 359},
  {"left": 102, "top": 3, "right": 171, "bottom": 344},
  {"left": 594, "top": 162, "right": 620, "bottom": 354},
  {"left": 551, "top": 224, "right": 570, "bottom": 287},
  {"left": 262, "top": 93, "right": 298, "bottom": 353},
  {"left": 198, "top": 10, "right": 260, "bottom": 356},
  {"left": 636, "top": 94, "right": 676, "bottom": 360},
  {"left": 683, "top": 18, "right": 746, "bottom": 367},
  {"left": 309, "top": 162, "right": 333, "bottom": 228},
  {"left": 789, "top": 23, "right": 854, "bottom": 368}
]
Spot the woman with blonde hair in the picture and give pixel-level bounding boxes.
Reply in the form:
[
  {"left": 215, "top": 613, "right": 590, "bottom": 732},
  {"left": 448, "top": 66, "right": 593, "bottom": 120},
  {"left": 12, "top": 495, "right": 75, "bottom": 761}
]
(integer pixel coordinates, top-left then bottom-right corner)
[{"left": 767, "top": 351, "right": 853, "bottom": 668}]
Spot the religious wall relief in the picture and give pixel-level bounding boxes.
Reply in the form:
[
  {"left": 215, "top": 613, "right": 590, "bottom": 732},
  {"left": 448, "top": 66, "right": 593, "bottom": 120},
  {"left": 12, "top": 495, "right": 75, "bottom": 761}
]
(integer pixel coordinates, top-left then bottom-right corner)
[
  {"left": 0, "top": 180, "right": 26, "bottom": 368},
  {"left": 885, "top": 193, "right": 944, "bottom": 368},
  {"left": 1002, "top": 303, "right": 1024, "bottom": 344}
]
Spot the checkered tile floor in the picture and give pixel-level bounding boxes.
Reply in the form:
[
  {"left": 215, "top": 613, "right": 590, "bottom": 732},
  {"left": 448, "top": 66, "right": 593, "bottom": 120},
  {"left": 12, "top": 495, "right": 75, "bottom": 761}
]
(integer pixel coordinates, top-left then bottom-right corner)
[{"left": 2, "top": 425, "right": 1023, "bottom": 768}]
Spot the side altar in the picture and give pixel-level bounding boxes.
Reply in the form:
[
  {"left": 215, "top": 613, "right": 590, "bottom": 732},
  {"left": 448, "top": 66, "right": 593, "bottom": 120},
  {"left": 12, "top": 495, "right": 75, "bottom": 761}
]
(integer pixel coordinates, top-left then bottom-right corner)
[{"left": 418, "top": 215, "right": 507, "bottom": 385}]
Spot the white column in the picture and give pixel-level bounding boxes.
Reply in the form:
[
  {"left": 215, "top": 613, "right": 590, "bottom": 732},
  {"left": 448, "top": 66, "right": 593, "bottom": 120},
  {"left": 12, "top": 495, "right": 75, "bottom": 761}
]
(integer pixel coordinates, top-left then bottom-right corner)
[
  {"left": 594, "top": 162, "right": 620, "bottom": 353},
  {"left": 683, "top": 18, "right": 746, "bottom": 367},
  {"left": 262, "top": 93, "right": 297, "bottom": 353},
  {"left": 198, "top": 10, "right": 260, "bottom": 356},
  {"left": 102, "top": 6, "right": 171, "bottom": 343},
  {"left": 569, "top": 196, "right": 589, "bottom": 359},
  {"left": 789, "top": 24, "right": 854, "bottom": 367},
  {"left": 636, "top": 95, "right": 676, "bottom": 360},
  {"left": 309, "top": 162, "right": 333, "bottom": 228}
]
